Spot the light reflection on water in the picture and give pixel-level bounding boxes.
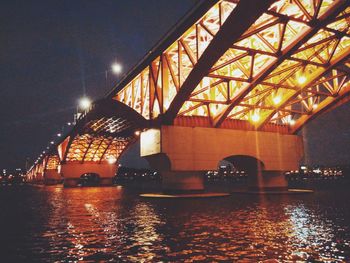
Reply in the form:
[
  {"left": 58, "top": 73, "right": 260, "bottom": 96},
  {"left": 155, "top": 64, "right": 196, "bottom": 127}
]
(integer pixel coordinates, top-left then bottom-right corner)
[{"left": 0, "top": 186, "right": 349, "bottom": 262}]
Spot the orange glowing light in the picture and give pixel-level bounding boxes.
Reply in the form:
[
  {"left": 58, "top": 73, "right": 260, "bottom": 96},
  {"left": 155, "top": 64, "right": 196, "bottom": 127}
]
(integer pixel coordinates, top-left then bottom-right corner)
[
  {"left": 251, "top": 113, "right": 260, "bottom": 123},
  {"left": 297, "top": 75, "right": 307, "bottom": 85},
  {"left": 273, "top": 96, "right": 281, "bottom": 105},
  {"left": 107, "top": 156, "right": 117, "bottom": 164}
]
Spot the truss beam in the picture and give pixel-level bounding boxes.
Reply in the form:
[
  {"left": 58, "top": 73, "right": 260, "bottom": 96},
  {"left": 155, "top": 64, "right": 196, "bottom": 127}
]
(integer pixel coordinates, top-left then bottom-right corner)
[
  {"left": 214, "top": 0, "right": 348, "bottom": 127},
  {"left": 163, "top": 0, "right": 274, "bottom": 123}
]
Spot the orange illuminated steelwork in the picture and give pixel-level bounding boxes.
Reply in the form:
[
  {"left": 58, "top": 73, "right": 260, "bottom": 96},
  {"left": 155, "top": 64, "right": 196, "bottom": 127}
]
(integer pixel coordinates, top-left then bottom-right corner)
[
  {"left": 65, "top": 134, "right": 132, "bottom": 164},
  {"left": 45, "top": 154, "right": 60, "bottom": 170},
  {"left": 111, "top": 0, "right": 350, "bottom": 134},
  {"left": 26, "top": 153, "right": 60, "bottom": 182}
]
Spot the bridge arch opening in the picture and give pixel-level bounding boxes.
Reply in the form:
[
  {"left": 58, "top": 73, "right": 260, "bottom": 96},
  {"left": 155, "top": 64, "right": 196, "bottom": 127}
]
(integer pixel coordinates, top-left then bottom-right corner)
[
  {"left": 222, "top": 155, "right": 265, "bottom": 176},
  {"left": 79, "top": 173, "right": 101, "bottom": 187},
  {"left": 142, "top": 153, "right": 171, "bottom": 172},
  {"left": 218, "top": 155, "right": 265, "bottom": 187}
]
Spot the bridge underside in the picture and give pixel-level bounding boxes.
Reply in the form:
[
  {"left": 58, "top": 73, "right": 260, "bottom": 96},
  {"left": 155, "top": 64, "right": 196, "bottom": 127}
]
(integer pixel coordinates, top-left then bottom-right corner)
[
  {"left": 59, "top": 100, "right": 148, "bottom": 187},
  {"left": 27, "top": 100, "right": 148, "bottom": 186}
]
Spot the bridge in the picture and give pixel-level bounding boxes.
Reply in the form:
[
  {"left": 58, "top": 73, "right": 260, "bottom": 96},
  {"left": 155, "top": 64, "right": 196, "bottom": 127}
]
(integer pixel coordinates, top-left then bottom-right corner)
[{"left": 26, "top": 0, "right": 350, "bottom": 191}]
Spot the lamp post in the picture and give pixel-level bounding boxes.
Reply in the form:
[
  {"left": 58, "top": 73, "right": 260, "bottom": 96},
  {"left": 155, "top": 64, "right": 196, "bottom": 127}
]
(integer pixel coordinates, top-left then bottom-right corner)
[
  {"left": 74, "top": 97, "right": 92, "bottom": 123},
  {"left": 112, "top": 62, "right": 122, "bottom": 74},
  {"left": 105, "top": 62, "right": 123, "bottom": 91},
  {"left": 79, "top": 97, "right": 92, "bottom": 111}
]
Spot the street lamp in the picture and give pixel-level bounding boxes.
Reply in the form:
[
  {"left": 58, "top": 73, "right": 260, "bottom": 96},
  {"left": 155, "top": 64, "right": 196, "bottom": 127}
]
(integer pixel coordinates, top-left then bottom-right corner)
[
  {"left": 74, "top": 97, "right": 92, "bottom": 123},
  {"left": 105, "top": 62, "right": 123, "bottom": 91},
  {"left": 79, "top": 97, "right": 91, "bottom": 111},
  {"left": 107, "top": 156, "right": 117, "bottom": 164},
  {"left": 111, "top": 62, "right": 122, "bottom": 74}
]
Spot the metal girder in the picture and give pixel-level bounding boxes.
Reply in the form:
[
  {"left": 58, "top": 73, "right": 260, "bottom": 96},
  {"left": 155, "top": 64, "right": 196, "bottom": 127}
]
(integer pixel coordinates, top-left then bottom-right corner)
[
  {"left": 90, "top": 137, "right": 106, "bottom": 162},
  {"left": 64, "top": 134, "right": 134, "bottom": 164},
  {"left": 257, "top": 52, "right": 350, "bottom": 130},
  {"left": 110, "top": 0, "right": 350, "bottom": 134},
  {"left": 44, "top": 154, "right": 60, "bottom": 171},
  {"left": 75, "top": 99, "right": 148, "bottom": 137},
  {"left": 291, "top": 81, "right": 350, "bottom": 133},
  {"left": 98, "top": 138, "right": 115, "bottom": 164},
  {"left": 163, "top": 0, "right": 275, "bottom": 123},
  {"left": 81, "top": 135, "right": 96, "bottom": 164},
  {"left": 172, "top": 0, "right": 349, "bottom": 130},
  {"left": 99, "top": 138, "right": 134, "bottom": 164},
  {"left": 59, "top": 98, "right": 147, "bottom": 163},
  {"left": 107, "top": 0, "right": 218, "bottom": 98},
  {"left": 213, "top": 0, "right": 348, "bottom": 127},
  {"left": 112, "top": 0, "right": 274, "bottom": 122}
]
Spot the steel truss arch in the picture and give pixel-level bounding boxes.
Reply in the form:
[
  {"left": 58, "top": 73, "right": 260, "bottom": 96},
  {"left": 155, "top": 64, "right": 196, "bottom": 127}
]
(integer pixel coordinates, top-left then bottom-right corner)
[
  {"left": 61, "top": 99, "right": 146, "bottom": 164},
  {"left": 110, "top": 0, "right": 350, "bottom": 134}
]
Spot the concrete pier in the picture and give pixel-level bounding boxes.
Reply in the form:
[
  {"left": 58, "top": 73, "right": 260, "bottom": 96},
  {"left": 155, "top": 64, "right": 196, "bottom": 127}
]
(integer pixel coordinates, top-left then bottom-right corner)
[{"left": 141, "top": 126, "right": 303, "bottom": 191}]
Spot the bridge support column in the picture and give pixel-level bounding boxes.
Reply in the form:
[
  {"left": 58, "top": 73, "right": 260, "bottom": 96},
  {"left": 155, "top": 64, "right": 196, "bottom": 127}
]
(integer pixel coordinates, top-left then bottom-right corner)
[
  {"left": 141, "top": 126, "right": 303, "bottom": 192},
  {"left": 248, "top": 171, "right": 288, "bottom": 191},
  {"left": 162, "top": 171, "right": 204, "bottom": 193},
  {"left": 35, "top": 172, "right": 44, "bottom": 184},
  {"left": 60, "top": 163, "right": 117, "bottom": 187},
  {"left": 100, "top": 178, "right": 114, "bottom": 186},
  {"left": 44, "top": 170, "right": 62, "bottom": 185},
  {"left": 63, "top": 178, "right": 80, "bottom": 188}
]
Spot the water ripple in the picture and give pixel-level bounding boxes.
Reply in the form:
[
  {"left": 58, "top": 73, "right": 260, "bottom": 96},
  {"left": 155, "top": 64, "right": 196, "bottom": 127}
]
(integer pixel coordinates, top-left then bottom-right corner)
[{"left": 0, "top": 186, "right": 349, "bottom": 262}]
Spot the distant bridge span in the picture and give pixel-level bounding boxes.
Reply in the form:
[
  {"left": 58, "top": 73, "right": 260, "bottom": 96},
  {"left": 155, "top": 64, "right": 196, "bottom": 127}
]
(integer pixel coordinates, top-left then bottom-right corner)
[{"left": 27, "top": 0, "right": 350, "bottom": 190}]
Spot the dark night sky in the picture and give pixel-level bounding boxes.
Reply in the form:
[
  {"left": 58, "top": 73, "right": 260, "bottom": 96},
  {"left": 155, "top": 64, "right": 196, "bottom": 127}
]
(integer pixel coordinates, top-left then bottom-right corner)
[{"left": 0, "top": 0, "right": 349, "bottom": 170}]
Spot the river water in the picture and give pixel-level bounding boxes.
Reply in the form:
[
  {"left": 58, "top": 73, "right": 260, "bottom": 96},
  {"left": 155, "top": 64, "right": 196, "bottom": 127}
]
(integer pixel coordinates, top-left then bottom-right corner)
[{"left": 0, "top": 185, "right": 349, "bottom": 262}]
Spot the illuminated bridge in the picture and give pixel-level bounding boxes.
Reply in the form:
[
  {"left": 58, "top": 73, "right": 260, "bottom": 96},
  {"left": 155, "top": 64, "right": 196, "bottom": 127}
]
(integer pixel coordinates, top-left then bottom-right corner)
[{"left": 27, "top": 0, "right": 350, "bottom": 190}]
